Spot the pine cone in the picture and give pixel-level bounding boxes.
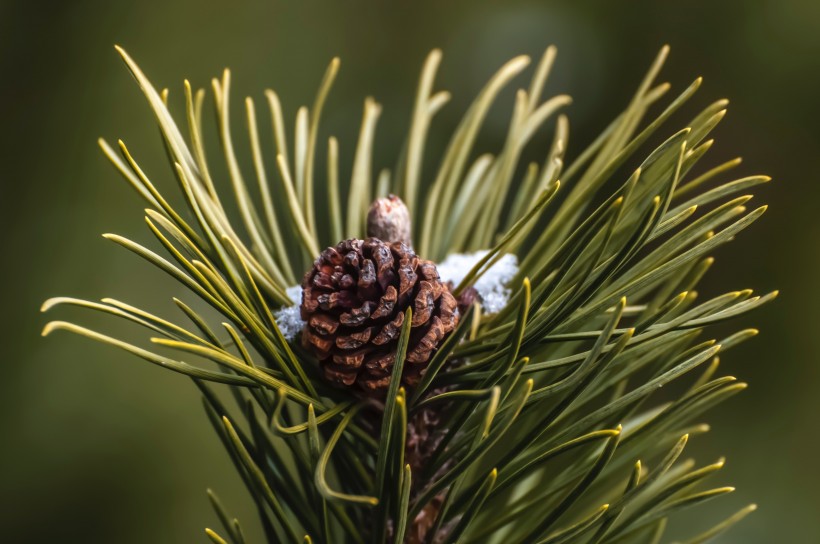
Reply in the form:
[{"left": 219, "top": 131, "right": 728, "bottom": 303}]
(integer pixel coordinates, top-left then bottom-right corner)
[{"left": 300, "top": 238, "right": 459, "bottom": 392}]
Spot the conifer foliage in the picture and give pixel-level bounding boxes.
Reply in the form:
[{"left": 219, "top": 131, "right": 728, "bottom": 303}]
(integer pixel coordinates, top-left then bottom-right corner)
[{"left": 43, "top": 44, "right": 774, "bottom": 543}]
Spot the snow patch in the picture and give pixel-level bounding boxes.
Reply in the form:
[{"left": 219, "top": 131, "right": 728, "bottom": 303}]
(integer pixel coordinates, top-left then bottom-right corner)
[
  {"left": 436, "top": 251, "right": 519, "bottom": 314},
  {"left": 273, "top": 285, "right": 306, "bottom": 342}
]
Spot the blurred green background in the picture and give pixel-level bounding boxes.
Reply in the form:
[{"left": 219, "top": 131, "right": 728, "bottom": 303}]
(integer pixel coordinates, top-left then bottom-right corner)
[{"left": 1, "top": 0, "right": 816, "bottom": 542}]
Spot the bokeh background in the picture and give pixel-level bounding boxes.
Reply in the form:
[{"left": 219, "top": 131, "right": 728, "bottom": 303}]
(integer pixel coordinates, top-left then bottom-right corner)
[{"left": 1, "top": 0, "right": 817, "bottom": 542}]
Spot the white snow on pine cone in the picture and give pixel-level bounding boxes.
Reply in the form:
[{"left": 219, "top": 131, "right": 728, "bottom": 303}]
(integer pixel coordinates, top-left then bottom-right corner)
[
  {"left": 274, "top": 285, "right": 307, "bottom": 342},
  {"left": 435, "top": 251, "right": 518, "bottom": 314},
  {"left": 273, "top": 251, "right": 519, "bottom": 341}
]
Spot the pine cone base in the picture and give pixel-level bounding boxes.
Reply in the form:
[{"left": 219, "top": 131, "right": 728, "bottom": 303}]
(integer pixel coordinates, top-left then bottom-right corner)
[{"left": 300, "top": 238, "right": 459, "bottom": 393}]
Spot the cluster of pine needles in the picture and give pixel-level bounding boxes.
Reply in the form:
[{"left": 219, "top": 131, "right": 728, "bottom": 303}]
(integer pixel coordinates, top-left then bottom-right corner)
[{"left": 42, "top": 44, "right": 774, "bottom": 543}]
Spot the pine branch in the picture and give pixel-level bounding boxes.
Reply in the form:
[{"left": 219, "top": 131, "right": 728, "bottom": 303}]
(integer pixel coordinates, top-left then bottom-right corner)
[{"left": 42, "top": 44, "right": 773, "bottom": 543}]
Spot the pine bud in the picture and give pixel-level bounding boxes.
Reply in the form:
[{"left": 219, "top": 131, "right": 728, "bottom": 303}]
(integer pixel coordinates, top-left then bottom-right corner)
[{"left": 366, "top": 194, "right": 412, "bottom": 247}]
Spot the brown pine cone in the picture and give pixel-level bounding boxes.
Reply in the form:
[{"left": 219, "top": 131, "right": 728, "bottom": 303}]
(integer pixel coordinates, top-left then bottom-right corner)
[{"left": 300, "top": 238, "right": 459, "bottom": 393}]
